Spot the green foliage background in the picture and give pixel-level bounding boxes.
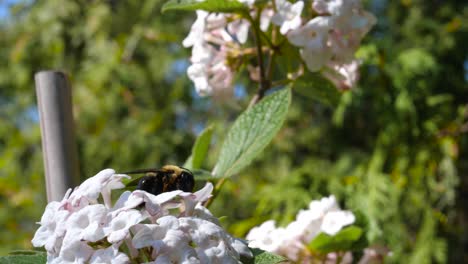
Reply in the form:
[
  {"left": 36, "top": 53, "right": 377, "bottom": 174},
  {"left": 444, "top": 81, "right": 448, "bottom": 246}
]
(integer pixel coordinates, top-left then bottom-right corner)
[{"left": 0, "top": 0, "right": 466, "bottom": 263}]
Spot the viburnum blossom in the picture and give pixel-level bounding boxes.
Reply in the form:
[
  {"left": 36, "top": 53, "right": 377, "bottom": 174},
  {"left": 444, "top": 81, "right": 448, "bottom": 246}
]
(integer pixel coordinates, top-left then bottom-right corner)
[
  {"left": 287, "top": 16, "right": 334, "bottom": 71},
  {"left": 183, "top": 10, "right": 247, "bottom": 97},
  {"left": 272, "top": 0, "right": 304, "bottom": 34},
  {"left": 32, "top": 169, "right": 251, "bottom": 263},
  {"left": 182, "top": 0, "right": 376, "bottom": 95},
  {"left": 312, "top": 0, "right": 361, "bottom": 17},
  {"left": 89, "top": 244, "right": 130, "bottom": 264},
  {"left": 322, "top": 60, "right": 361, "bottom": 90},
  {"left": 246, "top": 195, "right": 356, "bottom": 262},
  {"left": 286, "top": 0, "right": 376, "bottom": 74}
]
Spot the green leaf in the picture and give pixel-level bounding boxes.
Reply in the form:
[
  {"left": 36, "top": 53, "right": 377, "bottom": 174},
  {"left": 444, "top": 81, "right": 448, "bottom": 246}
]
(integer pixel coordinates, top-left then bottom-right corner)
[
  {"left": 308, "top": 226, "right": 364, "bottom": 254},
  {"left": 0, "top": 251, "right": 47, "bottom": 264},
  {"left": 192, "top": 169, "right": 216, "bottom": 180},
  {"left": 162, "top": 0, "right": 248, "bottom": 13},
  {"left": 123, "top": 175, "right": 144, "bottom": 187},
  {"left": 212, "top": 87, "right": 291, "bottom": 178},
  {"left": 250, "top": 248, "right": 287, "bottom": 264},
  {"left": 241, "top": 248, "right": 287, "bottom": 264},
  {"left": 293, "top": 73, "right": 341, "bottom": 107},
  {"left": 184, "top": 126, "right": 214, "bottom": 170}
]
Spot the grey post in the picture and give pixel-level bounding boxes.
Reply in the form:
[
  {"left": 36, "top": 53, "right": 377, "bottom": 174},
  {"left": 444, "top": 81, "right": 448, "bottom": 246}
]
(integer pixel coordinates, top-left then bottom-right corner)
[{"left": 35, "top": 71, "right": 80, "bottom": 202}]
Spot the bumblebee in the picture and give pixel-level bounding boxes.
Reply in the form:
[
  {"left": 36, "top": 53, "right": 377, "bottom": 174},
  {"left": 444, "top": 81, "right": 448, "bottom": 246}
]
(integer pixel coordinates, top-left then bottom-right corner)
[{"left": 123, "top": 165, "right": 195, "bottom": 195}]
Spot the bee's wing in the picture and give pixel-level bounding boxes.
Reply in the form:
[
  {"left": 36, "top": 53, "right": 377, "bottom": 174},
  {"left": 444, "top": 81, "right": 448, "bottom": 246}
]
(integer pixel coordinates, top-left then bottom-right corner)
[
  {"left": 121, "top": 168, "right": 162, "bottom": 174},
  {"left": 122, "top": 168, "right": 163, "bottom": 188}
]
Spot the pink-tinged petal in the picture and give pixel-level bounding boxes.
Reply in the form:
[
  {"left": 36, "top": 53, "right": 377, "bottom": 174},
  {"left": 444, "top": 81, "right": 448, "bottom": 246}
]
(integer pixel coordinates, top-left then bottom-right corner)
[
  {"left": 260, "top": 8, "right": 274, "bottom": 32},
  {"left": 179, "top": 183, "right": 214, "bottom": 216},
  {"left": 193, "top": 182, "right": 214, "bottom": 203},
  {"left": 67, "top": 169, "right": 129, "bottom": 209},
  {"left": 323, "top": 60, "right": 361, "bottom": 90}
]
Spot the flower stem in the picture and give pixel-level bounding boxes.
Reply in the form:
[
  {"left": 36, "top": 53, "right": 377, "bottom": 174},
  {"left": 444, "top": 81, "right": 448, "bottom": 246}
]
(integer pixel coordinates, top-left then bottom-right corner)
[{"left": 247, "top": 12, "right": 270, "bottom": 106}]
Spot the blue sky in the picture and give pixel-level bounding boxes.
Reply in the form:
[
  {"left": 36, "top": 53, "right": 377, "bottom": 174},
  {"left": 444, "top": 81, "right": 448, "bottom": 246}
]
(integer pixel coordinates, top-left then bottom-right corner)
[{"left": 0, "top": 0, "right": 16, "bottom": 20}]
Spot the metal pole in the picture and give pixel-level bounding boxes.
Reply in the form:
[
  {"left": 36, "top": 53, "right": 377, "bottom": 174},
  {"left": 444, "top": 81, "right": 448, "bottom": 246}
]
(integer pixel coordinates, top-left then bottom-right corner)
[{"left": 35, "top": 71, "right": 80, "bottom": 202}]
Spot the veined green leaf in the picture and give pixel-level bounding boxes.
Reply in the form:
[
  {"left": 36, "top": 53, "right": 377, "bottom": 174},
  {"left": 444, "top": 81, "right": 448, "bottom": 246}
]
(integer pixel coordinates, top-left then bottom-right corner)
[
  {"left": 162, "top": 0, "right": 248, "bottom": 13},
  {"left": 213, "top": 87, "right": 291, "bottom": 178},
  {"left": 293, "top": 73, "right": 341, "bottom": 107},
  {"left": 247, "top": 248, "right": 287, "bottom": 264},
  {"left": 0, "top": 251, "right": 47, "bottom": 264},
  {"left": 184, "top": 126, "right": 214, "bottom": 170}
]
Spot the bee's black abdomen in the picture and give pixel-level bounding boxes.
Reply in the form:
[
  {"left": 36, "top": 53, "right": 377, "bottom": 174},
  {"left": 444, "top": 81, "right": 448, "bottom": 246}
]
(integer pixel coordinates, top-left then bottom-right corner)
[
  {"left": 177, "top": 171, "right": 195, "bottom": 192},
  {"left": 137, "top": 176, "right": 165, "bottom": 195}
]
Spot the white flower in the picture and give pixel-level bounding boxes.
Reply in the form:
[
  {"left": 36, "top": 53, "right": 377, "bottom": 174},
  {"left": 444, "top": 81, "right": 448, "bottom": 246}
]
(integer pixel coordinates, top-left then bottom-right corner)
[
  {"left": 31, "top": 201, "right": 70, "bottom": 254},
  {"left": 180, "top": 217, "right": 248, "bottom": 263},
  {"left": 187, "top": 63, "right": 211, "bottom": 95},
  {"left": 179, "top": 182, "right": 214, "bottom": 216},
  {"left": 300, "top": 47, "right": 333, "bottom": 72},
  {"left": 104, "top": 209, "right": 145, "bottom": 243},
  {"left": 89, "top": 244, "right": 130, "bottom": 264},
  {"left": 287, "top": 210, "right": 322, "bottom": 242},
  {"left": 65, "top": 204, "right": 107, "bottom": 242},
  {"left": 187, "top": 49, "right": 234, "bottom": 96},
  {"left": 260, "top": 8, "right": 274, "bottom": 31},
  {"left": 321, "top": 211, "right": 355, "bottom": 235},
  {"left": 312, "top": 0, "right": 361, "bottom": 16},
  {"left": 183, "top": 10, "right": 241, "bottom": 97},
  {"left": 141, "top": 219, "right": 197, "bottom": 263},
  {"left": 133, "top": 215, "right": 249, "bottom": 263},
  {"left": 348, "top": 10, "right": 377, "bottom": 36},
  {"left": 227, "top": 19, "right": 250, "bottom": 44},
  {"left": 51, "top": 230, "right": 94, "bottom": 264},
  {"left": 238, "top": 0, "right": 255, "bottom": 6},
  {"left": 246, "top": 220, "right": 285, "bottom": 253},
  {"left": 308, "top": 195, "right": 340, "bottom": 214},
  {"left": 183, "top": 11, "right": 208, "bottom": 48},
  {"left": 287, "top": 16, "right": 333, "bottom": 71},
  {"left": 192, "top": 203, "right": 220, "bottom": 224},
  {"left": 272, "top": 0, "right": 304, "bottom": 34},
  {"left": 247, "top": 195, "right": 356, "bottom": 261},
  {"left": 132, "top": 216, "right": 179, "bottom": 248},
  {"left": 322, "top": 60, "right": 361, "bottom": 90},
  {"left": 328, "top": 16, "right": 376, "bottom": 63},
  {"left": 68, "top": 169, "right": 129, "bottom": 209},
  {"left": 311, "top": 0, "right": 376, "bottom": 64},
  {"left": 33, "top": 168, "right": 243, "bottom": 263}
]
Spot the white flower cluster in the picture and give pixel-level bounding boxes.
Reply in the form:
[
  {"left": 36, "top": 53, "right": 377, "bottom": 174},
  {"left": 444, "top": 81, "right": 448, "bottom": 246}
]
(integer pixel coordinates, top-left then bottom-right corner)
[
  {"left": 269, "top": 0, "right": 376, "bottom": 90},
  {"left": 183, "top": 0, "right": 376, "bottom": 96},
  {"left": 32, "top": 169, "right": 251, "bottom": 264},
  {"left": 183, "top": 11, "right": 249, "bottom": 96},
  {"left": 246, "top": 195, "right": 355, "bottom": 262}
]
